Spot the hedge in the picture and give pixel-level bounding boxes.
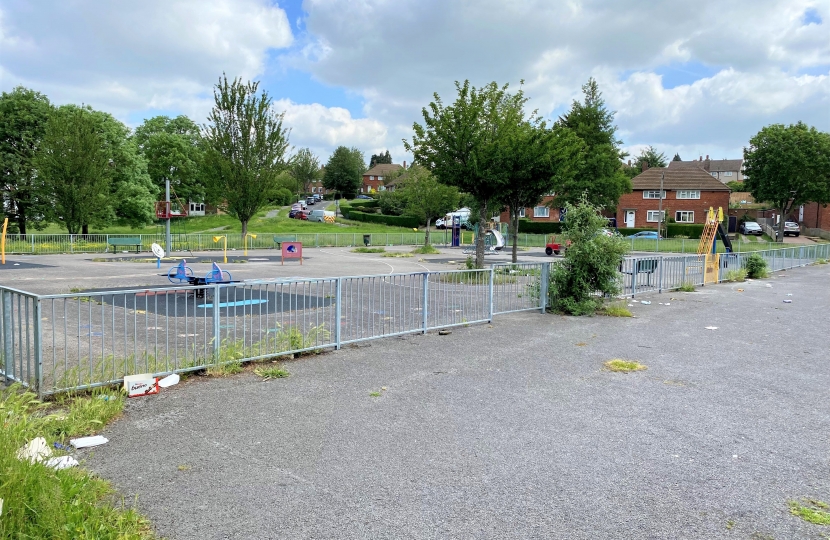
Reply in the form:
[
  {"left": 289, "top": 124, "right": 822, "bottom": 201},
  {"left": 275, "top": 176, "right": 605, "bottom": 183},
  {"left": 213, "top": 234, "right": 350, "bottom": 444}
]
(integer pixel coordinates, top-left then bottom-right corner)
[
  {"left": 344, "top": 210, "right": 421, "bottom": 228},
  {"left": 516, "top": 220, "right": 563, "bottom": 235},
  {"left": 617, "top": 227, "right": 656, "bottom": 236},
  {"left": 666, "top": 224, "right": 704, "bottom": 239},
  {"left": 349, "top": 199, "right": 380, "bottom": 209}
]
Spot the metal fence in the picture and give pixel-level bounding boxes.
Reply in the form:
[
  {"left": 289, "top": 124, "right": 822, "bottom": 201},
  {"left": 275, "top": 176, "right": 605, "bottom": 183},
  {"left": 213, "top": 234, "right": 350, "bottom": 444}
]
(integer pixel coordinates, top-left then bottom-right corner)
[
  {"left": 3, "top": 243, "right": 828, "bottom": 396},
  {"left": 1, "top": 232, "right": 801, "bottom": 255}
]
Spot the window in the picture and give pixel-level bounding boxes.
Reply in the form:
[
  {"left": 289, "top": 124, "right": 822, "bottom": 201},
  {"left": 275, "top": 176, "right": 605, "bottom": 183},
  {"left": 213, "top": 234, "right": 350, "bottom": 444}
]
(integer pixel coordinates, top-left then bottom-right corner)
[
  {"left": 646, "top": 210, "right": 665, "bottom": 222},
  {"left": 369, "top": 175, "right": 375, "bottom": 180},
  {"left": 676, "top": 190, "right": 700, "bottom": 199},
  {"left": 643, "top": 190, "right": 666, "bottom": 199},
  {"left": 711, "top": 172, "right": 718, "bottom": 178},
  {"left": 519, "top": 208, "right": 525, "bottom": 218},
  {"left": 378, "top": 176, "right": 384, "bottom": 181},
  {"left": 724, "top": 171, "right": 733, "bottom": 177},
  {"left": 675, "top": 211, "right": 694, "bottom": 223},
  {"left": 534, "top": 206, "right": 550, "bottom": 218}
]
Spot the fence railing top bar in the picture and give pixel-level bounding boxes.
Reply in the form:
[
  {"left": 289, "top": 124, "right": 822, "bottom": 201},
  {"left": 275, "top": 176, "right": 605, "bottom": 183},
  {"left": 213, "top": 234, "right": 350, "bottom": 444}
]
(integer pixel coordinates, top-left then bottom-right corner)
[
  {"left": 39, "top": 283, "right": 213, "bottom": 299},
  {"left": 0, "top": 285, "right": 42, "bottom": 298}
]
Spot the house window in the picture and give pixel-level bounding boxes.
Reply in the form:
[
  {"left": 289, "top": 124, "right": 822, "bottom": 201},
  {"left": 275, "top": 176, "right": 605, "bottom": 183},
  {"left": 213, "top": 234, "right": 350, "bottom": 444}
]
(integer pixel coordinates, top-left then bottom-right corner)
[
  {"left": 378, "top": 176, "right": 384, "bottom": 181},
  {"left": 711, "top": 172, "right": 718, "bottom": 178},
  {"left": 675, "top": 211, "right": 694, "bottom": 223},
  {"left": 724, "top": 171, "right": 733, "bottom": 177},
  {"left": 534, "top": 206, "right": 550, "bottom": 218},
  {"left": 519, "top": 208, "right": 525, "bottom": 218},
  {"left": 676, "top": 190, "right": 700, "bottom": 199},
  {"left": 646, "top": 210, "right": 665, "bottom": 223},
  {"left": 369, "top": 175, "right": 375, "bottom": 180},
  {"left": 643, "top": 190, "right": 666, "bottom": 199}
]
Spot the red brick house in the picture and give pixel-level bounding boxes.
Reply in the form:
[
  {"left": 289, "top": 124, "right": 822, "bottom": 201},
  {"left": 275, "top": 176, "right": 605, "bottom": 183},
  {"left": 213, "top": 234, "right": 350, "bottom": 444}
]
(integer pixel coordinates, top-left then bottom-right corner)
[
  {"left": 361, "top": 163, "right": 403, "bottom": 193},
  {"left": 616, "top": 167, "right": 730, "bottom": 229},
  {"left": 498, "top": 195, "right": 563, "bottom": 223}
]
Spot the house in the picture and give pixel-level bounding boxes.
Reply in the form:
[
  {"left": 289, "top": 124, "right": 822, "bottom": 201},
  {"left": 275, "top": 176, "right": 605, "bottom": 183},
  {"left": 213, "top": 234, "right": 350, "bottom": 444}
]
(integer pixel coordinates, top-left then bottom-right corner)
[
  {"left": 616, "top": 165, "right": 730, "bottom": 229},
  {"left": 667, "top": 155, "right": 744, "bottom": 183},
  {"left": 801, "top": 202, "right": 830, "bottom": 230},
  {"left": 498, "top": 195, "right": 563, "bottom": 224},
  {"left": 361, "top": 163, "right": 403, "bottom": 193}
]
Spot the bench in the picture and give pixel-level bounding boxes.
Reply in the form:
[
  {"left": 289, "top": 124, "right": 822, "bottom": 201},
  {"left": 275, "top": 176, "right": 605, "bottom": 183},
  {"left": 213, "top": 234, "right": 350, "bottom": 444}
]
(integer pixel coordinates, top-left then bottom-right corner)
[
  {"left": 273, "top": 235, "right": 297, "bottom": 248},
  {"left": 108, "top": 237, "right": 142, "bottom": 253},
  {"left": 620, "top": 258, "right": 658, "bottom": 286}
]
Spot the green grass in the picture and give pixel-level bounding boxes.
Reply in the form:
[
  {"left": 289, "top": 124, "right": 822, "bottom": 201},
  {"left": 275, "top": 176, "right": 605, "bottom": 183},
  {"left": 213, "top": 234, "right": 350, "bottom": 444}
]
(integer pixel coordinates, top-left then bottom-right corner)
[
  {"left": 725, "top": 268, "right": 748, "bottom": 282},
  {"left": 380, "top": 251, "right": 414, "bottom": 258},
  {"left": 369, "top": 391, "right": 382, "bottom": 398},
  {"left": 351, "top": 247, "right": 386, "bottom": 253},
  {"left": 677, "top": 282, "right": 696, "bottom": 292},
  {"left": 0, "top": 384, "right": 154, "bottom": 539},
  {"left": 815, "top": 258, "right": 828, "bottom": 265},
  {"left": 411, "top": 244, "right": 441, "bottom": 254},
  {"left": 604, "top": 359, "right": 647, "bottom": 373},
  {"left": 602, "top": 303, "right": 633, "bottom": 317},
  {"left": 788, "top": 499, "right": 830, "bottom": 525},
  {"left": 254, "top": 364, "right": 290, "bottom": 380}
]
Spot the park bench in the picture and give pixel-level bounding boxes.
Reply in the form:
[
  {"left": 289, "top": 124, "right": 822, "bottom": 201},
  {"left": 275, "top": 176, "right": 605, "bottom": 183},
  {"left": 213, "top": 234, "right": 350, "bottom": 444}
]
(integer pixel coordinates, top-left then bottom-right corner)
[
  {"left": 273, "top": 235, "right": 297, "bottom": 248},
  {"left": 620, "top": 258, "right": 658, "bottom": 286},
  {"left": 108, "top": 237, "right": 142, "bottom": 253}
]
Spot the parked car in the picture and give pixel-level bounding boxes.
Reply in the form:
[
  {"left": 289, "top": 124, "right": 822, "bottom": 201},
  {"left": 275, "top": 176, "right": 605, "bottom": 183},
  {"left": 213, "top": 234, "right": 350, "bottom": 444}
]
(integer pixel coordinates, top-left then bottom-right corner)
[
  {"left": 306, "top": 196, "right": 316, "bottom": 206},
  {"left": 627, "top": 231, "right": 662, "bottom": 239},
  {"left": 288, "top": 209, "right": 302, "bottom": 218},
  {"left": 296, "top": 200, "right": 307, "bottom": 210},
  {"left": 739, "top": 221, "right": 763, "bottom": 235},
  {"left": 309, "top": 209, "right": 335, "bottom": 222},
  {"left": 312, "top": 194, "right": 323, "bottom": 201},
  {"left": 778, "top": 221, "right": 800, "bottom": 237},
  {"left": 356, "top": 194, "right": 372, "bottom": 200},
  {"left": 600, "top": 228, "right": 622, "bottom": 237}
]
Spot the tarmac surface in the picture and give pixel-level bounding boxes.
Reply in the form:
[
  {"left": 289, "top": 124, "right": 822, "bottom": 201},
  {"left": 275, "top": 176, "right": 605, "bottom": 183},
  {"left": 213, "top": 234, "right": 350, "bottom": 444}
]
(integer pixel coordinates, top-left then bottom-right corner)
[{"left": 82, "top": 264, "right": 830, "bottom": 539}]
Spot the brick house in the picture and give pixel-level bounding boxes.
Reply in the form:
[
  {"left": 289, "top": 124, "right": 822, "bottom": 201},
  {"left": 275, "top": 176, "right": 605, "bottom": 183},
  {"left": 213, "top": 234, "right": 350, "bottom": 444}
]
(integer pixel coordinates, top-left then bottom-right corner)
[
  {"left": 667, "top": 155, "right": 744, "bottom": 184},
  {"left": 498, "top": 195, "right": 564, "bottom": 223},
  {"left": 616, "top": 166, "right": 730, "bottom": 229},
  {"left": 361, "top": 163, "right": 403, "bottom": 193}
]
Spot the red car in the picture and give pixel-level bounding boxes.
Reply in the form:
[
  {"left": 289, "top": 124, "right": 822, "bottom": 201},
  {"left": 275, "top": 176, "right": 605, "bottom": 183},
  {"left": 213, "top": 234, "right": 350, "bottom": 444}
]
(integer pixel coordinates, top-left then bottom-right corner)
[{"left": 295, "top": 210, "right": 309, "bottom": 220}]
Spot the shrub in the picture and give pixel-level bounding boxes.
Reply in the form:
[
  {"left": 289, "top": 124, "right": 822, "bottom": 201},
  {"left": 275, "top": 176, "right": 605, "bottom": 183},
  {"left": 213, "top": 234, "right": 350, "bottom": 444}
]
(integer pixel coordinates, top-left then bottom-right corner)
[
  {"left": 616, "top": 227, "right": 655, "bottom": 236},
  {"left": 349, "top": 199, "right": 380, "bottom": 209},
  {"left": 677, "top": 282, "right": 696, "bottom": 292},
  {"left": 725, "top": 268, "right": 747, "bottom": 282},
  {"left": 744, "top": 253, "right": 768, "bottom": 278},
  {"left": 345, "top": 210, "right": 421, "bottom": 228},
  {"left": 665, "top": 224, "right": 705, "bottom": 239},
  {"left": 549, "top": 197, "right": 630, "bottom": 315}
]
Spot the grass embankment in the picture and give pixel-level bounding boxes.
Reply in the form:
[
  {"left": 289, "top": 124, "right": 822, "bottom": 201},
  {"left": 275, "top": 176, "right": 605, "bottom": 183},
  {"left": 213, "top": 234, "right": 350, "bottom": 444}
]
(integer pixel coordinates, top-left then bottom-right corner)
[{"left": 0, "top": 384, "right": 154, "bottom": 539}]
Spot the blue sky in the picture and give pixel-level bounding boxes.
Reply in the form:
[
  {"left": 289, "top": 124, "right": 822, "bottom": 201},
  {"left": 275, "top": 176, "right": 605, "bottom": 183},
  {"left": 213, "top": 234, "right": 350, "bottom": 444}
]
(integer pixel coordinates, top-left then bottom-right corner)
[{"left": 1, "top": 0, "right": 828, "bottom": 164}]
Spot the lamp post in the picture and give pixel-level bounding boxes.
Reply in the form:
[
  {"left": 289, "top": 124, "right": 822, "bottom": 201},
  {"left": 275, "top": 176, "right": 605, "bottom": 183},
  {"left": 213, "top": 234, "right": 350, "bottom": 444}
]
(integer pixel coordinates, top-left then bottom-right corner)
[
  {"left": 213, "top": 235, "right": 227, "bottom": 263},
  {"left": 656, "top": 170, "right": 665, "bottom": 253},
  {"left": 244, "top": 233, "right": 257, "bottom": 256}
]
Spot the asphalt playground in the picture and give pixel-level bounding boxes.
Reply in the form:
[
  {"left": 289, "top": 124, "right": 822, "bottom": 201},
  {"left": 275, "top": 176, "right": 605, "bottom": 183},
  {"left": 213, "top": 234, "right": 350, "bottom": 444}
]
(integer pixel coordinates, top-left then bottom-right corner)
[{"left": 66, "top": 263, "right": 830, "bottom": 539}]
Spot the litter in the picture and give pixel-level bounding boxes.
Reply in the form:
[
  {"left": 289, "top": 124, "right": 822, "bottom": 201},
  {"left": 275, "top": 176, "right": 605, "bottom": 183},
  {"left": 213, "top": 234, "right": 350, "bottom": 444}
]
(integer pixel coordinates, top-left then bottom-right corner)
[
  {"left": 158, "top": 373, "right": 180, "bottom": 388},
  {"left": 70, "top": 435, "right": 108, "bottom": 449},
  {"left": 659, "top": 302, "right": 663, "bottom": 305},
  {"left": 97, "top": 395, "right": 116, "bottom": 401},
  {"left": 631, "top": 300, "right": 639, "bottom": 303},
  {"left": 786, "top": 293, "right": 793, "bottom": 296},
  {"left": 665, "top": 303, "right": 671, "bottom": 306},
  {"left": 0, "top": 498, "right": 3, "bottom": 517},
  {"left": 438, "top": 329, "right": 452, "bottom": 336},
  {"left": 44, "top": 456, "right": 79, "bottom": 470},
  {"left": 627, "top": 304, "right": 634, "bottom": 307},
  {"left": 53, "top": 442, "right": 72, "bottom": 451},
  {"left": 17, "top": 437, "right": 51, "bottom": 463},
  {"left": 783, "top": 299, "right": 792, "bottom": 303},
  {"left": 705, "top": 326, "right": 718, "bottom": 330},
  {"left": 124, "top": 374, "right": 159, "bottom": 397},
  {"left": 640, "top": 301, "right": 651, "bottom": 305},
  {"left": 737, "top": 289, "right": 744, "bottom": 292},
  {"left": 765, "top": 284, "right": 772, "bottom": 288}
]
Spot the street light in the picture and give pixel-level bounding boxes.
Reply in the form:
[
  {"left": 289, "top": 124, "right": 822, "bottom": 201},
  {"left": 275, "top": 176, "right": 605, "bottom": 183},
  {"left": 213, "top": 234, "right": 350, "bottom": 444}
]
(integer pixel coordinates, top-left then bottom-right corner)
[
  {"left": 244, "top": 233, "right": 257, "bottom": 256},
  {"left": 656, "top": 170, "right": 665, "bottom": 253},
  {"left": 213, "top": 235, "right": 227, "bottom": 263}
]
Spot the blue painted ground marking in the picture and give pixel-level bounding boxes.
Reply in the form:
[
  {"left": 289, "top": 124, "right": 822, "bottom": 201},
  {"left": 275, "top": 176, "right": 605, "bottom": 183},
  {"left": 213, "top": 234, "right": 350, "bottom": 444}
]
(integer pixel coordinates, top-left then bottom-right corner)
[{"left": 198, "top": 299, "right": 269, "bottom": 309}]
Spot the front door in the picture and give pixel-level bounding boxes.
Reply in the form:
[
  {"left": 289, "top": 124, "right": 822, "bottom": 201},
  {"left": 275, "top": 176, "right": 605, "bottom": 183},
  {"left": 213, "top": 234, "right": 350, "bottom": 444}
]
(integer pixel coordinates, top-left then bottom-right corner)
[{"left": 625, "top": 210, "right": 635, "bottom": 228}]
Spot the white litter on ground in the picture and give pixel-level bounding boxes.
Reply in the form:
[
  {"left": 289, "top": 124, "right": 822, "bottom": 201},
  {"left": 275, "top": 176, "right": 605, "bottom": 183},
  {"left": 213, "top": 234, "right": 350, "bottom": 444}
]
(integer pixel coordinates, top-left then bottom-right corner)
[
  {"left": 705, "top": 326, "right": 718, "bottom": 330},
  {"left": 17, "top": 437, "right": 51, "bottom": 463},
  {"left": 765, "top": 284, "right": 772, "bottom": 288},
  {"left": 640, "top": 301, "right": 651, "bottom": 305},
  {"left": 70, "top": 435, "right": 108, "bottom": 449},
  {"left": 45, "top": 455, "right": 79, "bottom": 470},
  {"left": 158, "top": 373, "right": 180, "bottom": 388},
  {"left": 783, "top": 300, "right": 792, "bottom": 303}
]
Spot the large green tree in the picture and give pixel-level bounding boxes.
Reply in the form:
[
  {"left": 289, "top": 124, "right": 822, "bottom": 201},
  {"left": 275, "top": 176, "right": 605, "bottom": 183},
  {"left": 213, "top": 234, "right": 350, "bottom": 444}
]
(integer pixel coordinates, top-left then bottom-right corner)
[
  {"left": 0, "top": 87, "right": 53, "bottom": 234},
  {"left": 35, "top": 107, "right": 113, "bottom": 234},
  {"left": 398, "top": 165, "right": 459, "bottom": 245},
  {"left": 406, "top": 80, "right": 524, "bottom": 268},
  {"left": 323, "top": 146, "right": 366, "bottom": 199},
  {"left": 369, "top": 150, "right": 392, "bottom": 168},
  {"left": 202, "top": 75, "right": 291, "bottom": 238},
  {"left": 743, "top": 122, "right": 830, "bottom": 241},
  {"left": 635, "top": 145, "right": 667, "bottom": 170},
  {"left": 290, "top": 148, "right": 322, "bottom": 197},
  {"left": 556, "top": 78, "right": 631, "bottom": 209},
  {"left": 133, "top": 115, "right": 204, "bottom": 204},
  {"left": 498, "top": 120, "right": 584, "bottom": 262}
]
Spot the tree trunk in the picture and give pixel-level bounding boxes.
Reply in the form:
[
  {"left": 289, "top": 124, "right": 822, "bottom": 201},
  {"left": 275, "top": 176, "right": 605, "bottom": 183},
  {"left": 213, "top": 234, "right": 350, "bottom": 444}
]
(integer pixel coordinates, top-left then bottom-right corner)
[
  {"left": 511, "top": 209, "right": 519, "bottom": 263},
  {"left": 425, "top": 218, "right": 431, "bottom": 246},
  {"left": 476, "top": 201, "right": 487, "bottom": 268},
  {"left": 241, "top": 219, "right": 248, "bottom": 241},
  {"left": 82, "top": 224, "right": 89, "bottom": 236}
]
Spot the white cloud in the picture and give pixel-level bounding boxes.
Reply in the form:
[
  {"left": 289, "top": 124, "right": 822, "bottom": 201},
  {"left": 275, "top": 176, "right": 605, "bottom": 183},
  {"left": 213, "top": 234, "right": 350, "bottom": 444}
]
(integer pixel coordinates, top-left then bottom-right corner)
[{"left": 0, "top": 0, "right": 292, "bottom": 119}]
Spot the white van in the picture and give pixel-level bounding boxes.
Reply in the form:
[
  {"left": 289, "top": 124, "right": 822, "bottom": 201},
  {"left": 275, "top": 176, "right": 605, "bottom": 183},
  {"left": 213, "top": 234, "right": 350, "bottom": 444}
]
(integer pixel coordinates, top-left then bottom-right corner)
[{"left": 309, "top": 209, "right": 335, "bottom": 222}]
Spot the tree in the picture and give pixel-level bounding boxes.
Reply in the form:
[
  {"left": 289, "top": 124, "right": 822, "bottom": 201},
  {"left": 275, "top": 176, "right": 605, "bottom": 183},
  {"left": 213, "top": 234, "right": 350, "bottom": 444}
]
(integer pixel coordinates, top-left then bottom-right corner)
[
  {"left": 406, "top": 80, "right": 524, "bottom": 268},
  {"left": 743, "top": 122, "right": 830, "bottom": 242},
  {"left": 0, "top": 87, "right": 53, "bottom": 235},
  {"left": 369, "top": 150, "right": 392, "bottom": 168},
  {"left": 323, "top": 146, "right": 366, "bottom": 199},
  {"left": 555, "top": 78, "right": 632, "bottom": 209},
  {"left": 498, "top": 121, "right": 584, "bottom": 262},
  {"left": 635, "top": 145, "right": 667, "bottom": 169},
  {"left": 202, "top": 75, "right": 291, "bottom": 238},
  {"left": 672, "top": 153, "right": 682, "bottom": 161},
  {"left": 290, "top": 148, "right": 321, "bottom": 197},
  {"left": 34, "top": 107, "right": 113, "bottom": 234},
  {"left": 133, "top": 115, "right": 205, "bottom": 204},
  {"left": 548, "top": 196, "right": 629, "bottom": 315},
  {"left": 398, "top": 165, "right": 459, "bottom": 245}
]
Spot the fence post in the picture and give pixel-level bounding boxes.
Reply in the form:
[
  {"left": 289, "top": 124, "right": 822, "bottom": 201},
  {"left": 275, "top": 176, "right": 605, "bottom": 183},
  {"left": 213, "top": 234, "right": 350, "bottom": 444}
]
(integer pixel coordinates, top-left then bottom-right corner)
[
  {"left": 3, "top": 291, "right": 12, "bottom": 382},
  {"left": 540, "top": 263, "right": 549, "bottom": 313},
  {"left": 488, "top": 267, "right": 495, "bottom": 322},
  {"left": 70, "top": 235, "right": 74, "bottom": 253},
  {"left": 335, "top": 278, "right": 342, "bottom": 348},
  {"left": 631, "top": 259, "right": 638, "bottom": 296},
  {"left": 658, "top": 256, "right": 664, "bottom": 293},
  {"left": 33, "top": 298, "right": 42, "bottom": 397},
  {"left": 422, "top": 273, "right": 429, "bottom": 333},
  {"left": 212, "top": 284, "right": 221, "bottom": 361},
  {"left": 31, "top": 236, "right": 35, "bottom": 254}
]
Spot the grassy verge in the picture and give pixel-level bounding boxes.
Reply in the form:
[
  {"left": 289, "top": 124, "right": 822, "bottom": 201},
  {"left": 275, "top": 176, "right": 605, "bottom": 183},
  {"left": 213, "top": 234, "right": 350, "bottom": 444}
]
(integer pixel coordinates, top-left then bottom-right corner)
[
  {"left": 0, "top": 384, "right": 154, "bottom": 539},
  {"left": 351, "top": 247, "right": 386, "bottom": 253},
  {"left": 412, "top": 244, "right": 441, "bottom": 254}
]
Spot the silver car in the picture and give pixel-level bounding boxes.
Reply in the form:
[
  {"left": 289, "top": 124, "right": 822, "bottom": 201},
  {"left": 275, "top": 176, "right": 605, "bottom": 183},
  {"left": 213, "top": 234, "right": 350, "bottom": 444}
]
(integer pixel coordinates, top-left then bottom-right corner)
[{"left": 739, "top": 221, "right": 763, "bottom": 236}]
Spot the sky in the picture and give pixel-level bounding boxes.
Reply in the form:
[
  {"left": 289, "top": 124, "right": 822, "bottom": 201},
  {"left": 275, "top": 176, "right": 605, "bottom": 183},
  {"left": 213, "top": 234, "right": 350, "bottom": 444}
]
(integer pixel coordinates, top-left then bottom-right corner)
[{"left": 1, "top": 0, "right": 828, "bottom": 166}]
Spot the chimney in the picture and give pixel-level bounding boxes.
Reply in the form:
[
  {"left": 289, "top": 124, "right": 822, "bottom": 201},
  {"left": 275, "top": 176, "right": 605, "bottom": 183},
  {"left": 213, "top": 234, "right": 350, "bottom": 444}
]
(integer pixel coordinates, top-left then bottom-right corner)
[
  {"left": 403, "top": 160, "right": 406, "bottom": 169},
  {"left": 705, "top": 154, "right": 709, "bottom": 160},
  {"left": 699, "top": 156, "right": 703, "bottom": 161},
  {"left": 642, "top": 161, "right": 649, "bottom": 172}
]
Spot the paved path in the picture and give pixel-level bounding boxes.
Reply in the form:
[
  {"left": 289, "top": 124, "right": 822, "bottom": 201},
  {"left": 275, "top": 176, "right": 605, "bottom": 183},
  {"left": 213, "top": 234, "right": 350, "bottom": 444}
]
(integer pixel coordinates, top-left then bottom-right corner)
[{"left": 84, "top": 265, "right": 830, "bottom": 539}]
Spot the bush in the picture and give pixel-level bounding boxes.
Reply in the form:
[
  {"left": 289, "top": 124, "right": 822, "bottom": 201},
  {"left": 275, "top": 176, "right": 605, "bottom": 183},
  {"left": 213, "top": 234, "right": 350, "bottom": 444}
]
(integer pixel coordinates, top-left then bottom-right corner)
[
  {"left": 666, "top": 224, "right": 704, "bottom": 239},
  {"left": 349, "top": 199, "right": 380, "bottom": 209},
  {"left": 744, "top": 253, "right": 768, "bottom": 278},
  {"left": 345, "top": 210, "right": 421, "bottom": 228},
  {"left": 616, "top": 227, "right": 655, "bottom": 236},
  {"left": 271, "top": 187, "right": 294, "bottom": 206},
  {"left": 725, "top": 268, "right": 747, "bottom": 282},
  {"left": 549, "top": 198, "right": 630, "bottom": 315},
  {"left": 517, "top": 220, "right": 563, "bottom": 235},
  {"left": 377, "top": 190, "right": 406, "bottom": 216}
]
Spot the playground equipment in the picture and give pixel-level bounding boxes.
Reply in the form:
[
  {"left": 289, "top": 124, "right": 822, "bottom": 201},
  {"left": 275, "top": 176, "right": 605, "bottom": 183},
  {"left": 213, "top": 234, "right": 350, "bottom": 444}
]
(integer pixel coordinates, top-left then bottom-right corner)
[
  {"left": 697, "top": 207, "right": 731, "bottom": 284},
  {"left": 462, "top": 226, "right": 505, "bottom": 255},
  {"left": 244, "top": 233, "right": 257, "bottom": 256},
  {"left": 154, "top": 180, "right": 188, "bottom": 254},
  {"left": 213, "top": 235, "right": 227, "bottom": 263},
  {"left": 166, "top": 260, "right": 233, "bottom": 297},
  {"left": 544, "top": 235, "right": 569, "bottom": 256}
]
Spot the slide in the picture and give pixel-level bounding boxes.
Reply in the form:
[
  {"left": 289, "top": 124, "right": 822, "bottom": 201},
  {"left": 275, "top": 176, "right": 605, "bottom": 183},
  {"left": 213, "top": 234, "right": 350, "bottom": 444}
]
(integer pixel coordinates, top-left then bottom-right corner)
[
  {"left": 488, "top": 229, "right": 505, "bottom": 251},
  {"left": 717, "top": 223, "right": 733, "bottom": 253}
]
